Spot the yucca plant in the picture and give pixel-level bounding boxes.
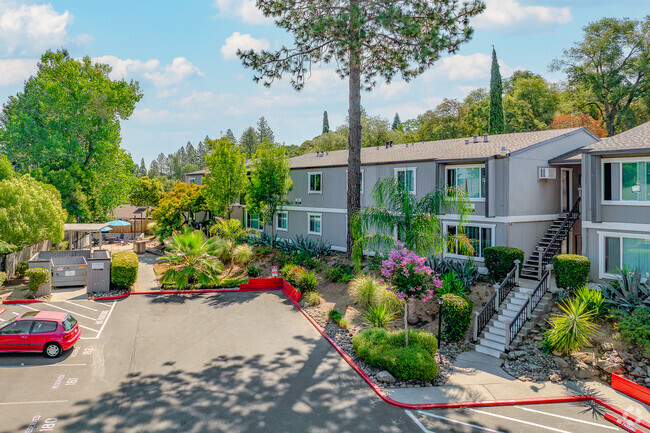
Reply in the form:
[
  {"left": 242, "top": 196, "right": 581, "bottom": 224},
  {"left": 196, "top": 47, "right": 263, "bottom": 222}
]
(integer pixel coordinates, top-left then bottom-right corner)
[
  {"left": 363, "top": 303, "right": 398, "bottom": 328},
  {"left": 159, "top": 228, "right": 224, "bottom": 290},
  {"left": 438, "top": 271, "right": 467, "bottom": 296},
  {"left": 210, "top": 219, "right": 260, "bottom": 265},
  {"left": 544, "top": 298, "right": 597, "bottom": 355},
  {"left": 573, "top": 286, "right": 605, "bottom": 319},
  {"left": 599, "top": 266, "right": 650, "bottom": 314}
]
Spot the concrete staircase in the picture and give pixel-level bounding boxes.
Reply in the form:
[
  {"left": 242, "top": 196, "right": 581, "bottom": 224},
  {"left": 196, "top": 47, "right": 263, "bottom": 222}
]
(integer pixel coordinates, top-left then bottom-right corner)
[{"left": 474, "top": 282, "right": 553, "bottom": 358}]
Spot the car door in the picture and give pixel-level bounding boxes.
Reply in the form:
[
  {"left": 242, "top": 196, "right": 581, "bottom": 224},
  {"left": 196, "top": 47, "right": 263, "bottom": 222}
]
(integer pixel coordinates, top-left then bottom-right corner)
[
  {"left": 29, "top": 321, "right": 59, "bottom": 351},
  {"left": 0, "top": 320, "right": 34, "bottom": 351}
]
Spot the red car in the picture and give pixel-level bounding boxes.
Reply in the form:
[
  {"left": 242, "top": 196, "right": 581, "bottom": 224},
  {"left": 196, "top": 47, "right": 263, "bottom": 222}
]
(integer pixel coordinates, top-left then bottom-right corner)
[{"left": 0, "top": 311, "right": 80, "bottom": 358}]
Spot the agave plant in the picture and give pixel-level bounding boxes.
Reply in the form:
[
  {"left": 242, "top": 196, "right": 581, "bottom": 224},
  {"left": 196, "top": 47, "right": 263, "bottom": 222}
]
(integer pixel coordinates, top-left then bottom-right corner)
[
  {"left": 294, "top": 234, "right": 332, "bottom": 258},
  {"left": 159, "top": 228, "right": 224, "bottom": 290},
  {"left": 599, "top": 266, "right": 650, "bottom": 314},
  {"left": 544, "top": 297, "right": 597, "bottom": 355},
  {"left": 363, "top": 303, "right": 398, "bottom": 328}
]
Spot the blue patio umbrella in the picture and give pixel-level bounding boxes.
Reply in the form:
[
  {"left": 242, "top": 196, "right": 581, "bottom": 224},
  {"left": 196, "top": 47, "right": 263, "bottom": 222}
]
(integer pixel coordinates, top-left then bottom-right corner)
[
  {"left": 101, "top": 227, "right": 113, "bottom": 232},
  {"left": 105, "top": 220, "right": 131, "bottom": 227}
]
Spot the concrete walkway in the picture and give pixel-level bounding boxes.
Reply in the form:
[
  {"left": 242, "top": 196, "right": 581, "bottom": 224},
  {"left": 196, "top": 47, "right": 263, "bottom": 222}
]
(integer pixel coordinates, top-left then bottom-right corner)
[
  {"left": 387, "top": 350, "right": 650, "bottom": 421},
  {"left": 132, "top": 253, "right": 160, "bottom": 291}
]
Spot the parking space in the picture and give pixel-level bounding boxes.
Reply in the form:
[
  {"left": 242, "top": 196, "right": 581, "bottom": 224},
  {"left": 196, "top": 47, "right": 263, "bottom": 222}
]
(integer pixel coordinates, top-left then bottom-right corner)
[{"left": 407, "top": 402, "right": 647, "bottom": 433}]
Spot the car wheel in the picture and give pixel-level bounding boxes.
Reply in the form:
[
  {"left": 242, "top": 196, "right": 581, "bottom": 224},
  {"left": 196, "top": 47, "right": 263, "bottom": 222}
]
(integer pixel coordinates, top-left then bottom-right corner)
[{"left": 44, "top": 342, "right": 62, "bottom": 358}]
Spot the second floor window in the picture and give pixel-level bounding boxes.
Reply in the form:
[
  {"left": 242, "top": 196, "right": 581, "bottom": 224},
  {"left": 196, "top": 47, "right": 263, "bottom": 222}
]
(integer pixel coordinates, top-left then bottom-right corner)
[
  {"left": 308, "top": 172, "right": 322, "bottom": 194},
  {"left": 394, "top": 168, "right": 416, "bottom": 194},
  {"left": 603, "top": 160, "right": 650, "bottom": 202},
  {"left": 447, "top": 166, "right": 485, "bottom": 200}
]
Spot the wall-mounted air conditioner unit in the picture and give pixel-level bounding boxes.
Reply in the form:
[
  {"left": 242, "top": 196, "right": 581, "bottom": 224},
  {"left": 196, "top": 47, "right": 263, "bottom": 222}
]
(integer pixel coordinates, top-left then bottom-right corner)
[{"left": 538, "top": 167, "right": 557, "bottom": 180}]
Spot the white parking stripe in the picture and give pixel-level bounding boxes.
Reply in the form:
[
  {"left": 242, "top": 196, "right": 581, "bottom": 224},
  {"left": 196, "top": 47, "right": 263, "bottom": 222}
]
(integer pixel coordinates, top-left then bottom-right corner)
[
  {"left": 64, "top": 301, "right": 98, "bottom": 312},
  {"left": 0, "top": 318, "right": 5, "bottom": 322},
  {"left": 514, "top": 406, "right": 618, "bottom": 430},
  {"left": 19, "top": 305, "right": 39, "bottom": 311},
  {"left": 404, "top": 410, "right": 434, "bottom": 433},
  {"left": 418, "top": 410, "right": 506, "bottom": 433},
  {"left": 12, "top": 312, "right": 19, "bottom": 315},
  {"left": 0, "top": 400, "right": 68, "bottom": 405},
  {"left": 94, "top": 301, "right": 115, "bottom": 339},
  {"left": 469, "top": 408, "right": 572, "bottom": 433},
  {"left": 43, "top": 303, "right": 95, "bottom": 320},
  {"left": 77, "top": 324, "right": 100, "bottom": 333}
]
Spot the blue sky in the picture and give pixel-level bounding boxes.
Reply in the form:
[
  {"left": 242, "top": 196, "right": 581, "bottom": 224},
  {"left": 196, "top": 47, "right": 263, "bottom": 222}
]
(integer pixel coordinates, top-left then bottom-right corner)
[{"left": 0, "top": 0, "right": 648, "bottom": 166}]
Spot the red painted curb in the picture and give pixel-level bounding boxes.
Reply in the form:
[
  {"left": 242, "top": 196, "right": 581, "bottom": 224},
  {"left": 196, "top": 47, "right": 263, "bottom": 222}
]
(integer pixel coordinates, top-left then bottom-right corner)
[
  {"left": 594, "top": 398, "right": 650, "bottom": 430},
  {"left": 2, "top": 299, "right": 46, "bottom": 305},
  {"left": 0, "top": 308, "right": 5, "bottom": 315},
  {"left": 612, "top": 374, "right": 650, "bottom": 405},
  {"left": 604, "top": 413, "right": 645, "bottom": 433}
]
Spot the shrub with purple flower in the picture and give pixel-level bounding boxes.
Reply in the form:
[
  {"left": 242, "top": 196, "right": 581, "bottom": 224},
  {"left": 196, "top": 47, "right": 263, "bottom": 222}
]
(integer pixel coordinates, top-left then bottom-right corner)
[{"left": 380, "top": 243, "right": 442, "bottom": 302}]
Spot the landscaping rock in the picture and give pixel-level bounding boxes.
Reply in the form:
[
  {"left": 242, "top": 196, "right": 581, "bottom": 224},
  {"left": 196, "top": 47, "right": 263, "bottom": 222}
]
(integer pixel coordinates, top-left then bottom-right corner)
[
  {"left": 601, "top": 342, "right": 614, "bottom": 351},
  {"left": 595, "top": 359, "right": 625, "bottom": 374},
  {"left": 554, "top": 357, "right": 570, "bottom": 369},
  {"left": 629, "top": 366, "right": 647, "bottom": 378},
  {"left": 573, "top": 352, "right": 596, "bottom": 365},
  {"left": 550, "top": 373, "right": 562, "bottom": 382},
  {"left": 376, "top": 371, "right": 396, "bottom": 384},
  {"left": 574, "top": 362, "right": 598, "bottom": 379}
]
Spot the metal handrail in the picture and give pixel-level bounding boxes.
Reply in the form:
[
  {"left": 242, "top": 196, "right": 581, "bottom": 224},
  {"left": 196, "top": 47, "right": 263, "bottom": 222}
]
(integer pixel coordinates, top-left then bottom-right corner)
[
  {"left": 540, "top": 198, "right": 581, "bottom": 271},
  {"left": 506, "top": 269, "right": 550, "bottom": 347},
  {"left": 473, "top": 262, "right": 519, "bottom": 341}
]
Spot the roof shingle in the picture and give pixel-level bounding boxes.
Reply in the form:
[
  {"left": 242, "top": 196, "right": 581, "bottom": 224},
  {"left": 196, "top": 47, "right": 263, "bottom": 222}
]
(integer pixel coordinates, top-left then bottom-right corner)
[{"left": 585, "top": 121, "right": 650, "bottom": 153}]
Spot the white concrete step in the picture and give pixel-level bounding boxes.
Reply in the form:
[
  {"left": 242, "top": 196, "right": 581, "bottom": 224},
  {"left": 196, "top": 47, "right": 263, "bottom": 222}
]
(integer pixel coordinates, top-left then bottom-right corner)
[
  {"left": 485, "top": 324, "right": 506, "bottom": 335},
  {"left": 497, "top": 308, "right": 518, "bottom": 319},
  {"left": 482, "top": 331, "right": 506, "bottom": 344},
  {"left": 475, "top": 344, "right": 503, "bottom": 358},
  {"left": 488, "top": 320, "right": 506, "bottom": 330},
  {"left": 503, "top": 301, "right": 524, "bottom": 313},
  {"left": 478, "top": 338, "right": 505, "bottom": 352},
  {"left": 508, "top": 296, "right": 527, "bottom": 306}
]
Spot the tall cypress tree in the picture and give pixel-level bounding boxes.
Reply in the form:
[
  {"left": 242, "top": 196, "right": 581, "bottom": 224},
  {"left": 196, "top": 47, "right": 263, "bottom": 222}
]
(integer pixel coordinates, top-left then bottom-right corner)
[
  {"left": 489, "top": 46, "right": 505, "bottom": 134},
  {"left": 392, "top": 112, "right": 401, "bottom": 130},
  {"left": 322, "top": 110, "right": 330, "bottom": 133}
]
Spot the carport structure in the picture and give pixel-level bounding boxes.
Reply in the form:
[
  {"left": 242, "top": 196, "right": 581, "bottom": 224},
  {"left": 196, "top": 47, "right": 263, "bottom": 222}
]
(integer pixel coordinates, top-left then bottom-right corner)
[{"left": 64, "top": 223, "right": 109, "bottom": 251}]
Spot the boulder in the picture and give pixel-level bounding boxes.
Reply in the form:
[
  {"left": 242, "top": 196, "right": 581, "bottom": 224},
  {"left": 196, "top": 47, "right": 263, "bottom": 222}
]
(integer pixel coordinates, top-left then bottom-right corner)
[
  {"left": 554, "top": 357, "right": 570, "bottom": 369},
  {"left": 629, "top": 366, "right": 647, "bottom": 378},
  {"left": 573, "top": 352, "right": 596, "bottom": 365},
  {"left": 595, "top": 359, "right": 625, "bottom": 374},
  {"left": 574, "top": 362, "right": 598, "bottom": 380},
  {"left": 376, "top": 371, "right": 396, "bottom": 384},
  {"left": 601, "top": 342, "right": 614, "bottom": 352}
]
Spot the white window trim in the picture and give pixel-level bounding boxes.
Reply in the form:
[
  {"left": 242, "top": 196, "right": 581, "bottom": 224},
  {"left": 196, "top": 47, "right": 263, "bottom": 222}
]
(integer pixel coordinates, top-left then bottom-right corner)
[
  {"left": 308, "top": 171, "right": 323, "bottom": 194},
  {"left": 243, "top": 209, "right": 263, "bottom": 232},
  {"left": 560, "top": 167, "right": 573, "bottom": 212},
  {"left": 393, "top": 167, "right": 417, "bottom": 195},
  {"left": 346, "top": 168, "right": 365, "bottom": 194},
  {"left": 445, "top": 164, "right": 486, "bottom": 202},
  {"left": 601, "top": 157, "right": 650, "bottom": 206},
  {"left": 275, "top": 211, "right": 288, "bottom": 232},
  {"left": 597, "top": 230, "right": 650, "bottom": 279},
  {"left": 442, "top": 221, "right": 496, "bottom": 262},
  {"left": 307, "top": 212, "right": 323, "bottom": 236}
]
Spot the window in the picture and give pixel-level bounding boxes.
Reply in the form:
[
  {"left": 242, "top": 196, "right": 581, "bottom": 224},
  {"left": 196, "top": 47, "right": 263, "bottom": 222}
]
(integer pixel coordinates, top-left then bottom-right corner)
[
  {"left": 246, "top": 211, "right": 260, "bottom": 230},
  {"left": 308, "top": 213, "right": 322, "bottom": 235},
  {"left": 603, "top": 234, "right": 650, "bottom": 276},
  {"left": 308, "top": 172, "right": 322, "bottom": 194},
  {"left": 62, "top": 315, "right": 77, "bottom": 332},
  {"left": 0, "top": 320, "right": 33, "bottom": 335},
  {"left": 276, "top": 211, "right": 288, "bottom": 231},
  {"left": 346, "top": 169, "right": 364, "bottom": 194},
  {"left": 445, "top": 223, "right": 493, "bottom": 259},
  {"left": 603, "top": 159, "right": 650, "bottom": 203},
  {"left": 32, "top": 321, "right": 58, "bottom": 334},
  {"left": 446, "top": 166, "right": 486, "bottom": 200},
  {"left": 394, "top": 168, "right": 416, "bottom": 194}
]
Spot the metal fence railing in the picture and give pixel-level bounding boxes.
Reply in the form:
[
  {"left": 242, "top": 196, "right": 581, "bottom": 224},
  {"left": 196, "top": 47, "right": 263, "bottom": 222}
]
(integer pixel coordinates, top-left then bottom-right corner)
[
  {"left": 506, "top": 269, "right": 550, "bottom": 348},
  {"left": 473, "top": 260, "right": 520, "bottom": 341}
]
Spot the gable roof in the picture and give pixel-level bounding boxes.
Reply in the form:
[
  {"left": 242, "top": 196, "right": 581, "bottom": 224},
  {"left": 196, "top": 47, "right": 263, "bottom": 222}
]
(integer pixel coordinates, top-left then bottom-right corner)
[
  {"left": 584, "top": 121, "right": 650, "bottom": 154},
  {"left": 289, "top": 128, "right": 586, "bottom": 169}
]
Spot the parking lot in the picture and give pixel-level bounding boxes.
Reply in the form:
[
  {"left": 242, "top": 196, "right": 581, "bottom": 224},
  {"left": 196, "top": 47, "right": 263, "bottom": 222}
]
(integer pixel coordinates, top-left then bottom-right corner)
[{"left": 0, "top": 292, "right": 644, "bottom": 433}]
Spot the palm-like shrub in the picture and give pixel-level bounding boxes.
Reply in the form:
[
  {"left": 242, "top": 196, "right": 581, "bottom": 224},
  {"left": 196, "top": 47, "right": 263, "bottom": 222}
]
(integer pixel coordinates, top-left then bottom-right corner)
[
  {"left": 438, "top": 271, "right": 467, "bottom": 296},
  {"left": 210, "top": 219, "right": 259, "bottom": 264},
  {"left": 544, "top": 298, "right": 597, "bottom": 355},
  {"left": 573, "top": 286, "right": 604, "bottom": 319},
  {"left": 363, "top": 303, "right": 398, "bottom": 328},
  {"left": 159, "top": 228, "right": 224, "bottom": 290}
]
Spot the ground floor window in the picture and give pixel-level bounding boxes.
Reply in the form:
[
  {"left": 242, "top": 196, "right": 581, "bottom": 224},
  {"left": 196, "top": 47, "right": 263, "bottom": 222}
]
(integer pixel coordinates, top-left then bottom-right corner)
[
  {"left": 445, "top": 223, "right": 493, "bottom": 259},
  {"left": 308, "top": 213, "right": 322, "bottom": 235},
  {"left": 246, "top": 211, "right": 260, "bottom": 230},
  {"left": 276, "top": 211, "right": 288, "bottom": 231},
  {"left": 603, "top": 234, "right": 650, "bottom": 275}
]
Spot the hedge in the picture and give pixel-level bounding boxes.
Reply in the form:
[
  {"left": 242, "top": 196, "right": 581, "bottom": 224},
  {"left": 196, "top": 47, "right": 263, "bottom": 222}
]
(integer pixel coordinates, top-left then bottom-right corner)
[
  {"left": 483, "top": 246, "right": 524, "bottom": 281},
  {"left": 26, "top": 268, "right": 50, "bottom": 297},
  {"left": 352, "top": 327, "right": 439, "bottom": 381},
  {"left": 111, "top": 251, "right": 139, "bottom": 290},
  {"left": 552, "top": 254, "right": 590, "bottom": 290},
  {"left": 0, "top": 271, "right": 6, "bottom": 286},
  {"left": 441, "top": 293, "right": 474, "bottom": 342}
]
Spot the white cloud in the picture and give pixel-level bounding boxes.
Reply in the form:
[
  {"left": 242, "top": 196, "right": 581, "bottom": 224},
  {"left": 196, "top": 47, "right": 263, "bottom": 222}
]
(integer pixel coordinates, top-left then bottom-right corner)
[
  {"left": 372, "top": 81, "right": 410, "bottom": 100},
  {"left": 143, "top": 57, "right": 203, "bottom": 87},
  {"left": 92, "top": 56, "right": 160, "bottom": 80},
  {"left": 427, "top": 53, "right": 518, "bottom": 82},
  {"left": 0, "top": 58, "right": 37, "bottom": 86},
  {"left": 221, "top": 32, "right": 270, "bottom": 60},
  {"left": 474, "top": 0, "right": 572, "bottom": 29},
  {"left": 213, "top": 0, "right": 273, "bottom": 25},
  {"left": 0, "top": 3, "right": 72, "bottom": 54}
]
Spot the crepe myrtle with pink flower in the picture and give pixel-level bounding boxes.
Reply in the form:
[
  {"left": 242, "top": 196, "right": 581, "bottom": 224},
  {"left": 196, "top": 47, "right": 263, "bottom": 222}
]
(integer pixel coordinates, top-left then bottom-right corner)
[{"left": 380, "top": 243, "right": 442, "bottom": 345}]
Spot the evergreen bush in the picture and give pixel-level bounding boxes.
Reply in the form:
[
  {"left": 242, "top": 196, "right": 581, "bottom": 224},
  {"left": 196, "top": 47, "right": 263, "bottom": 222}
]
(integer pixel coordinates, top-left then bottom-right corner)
[
  {"left": 26, "top": 268, "right": 50, "bottom": 298},
  {"left": 441, "top": 294, "right": 474, "bottom": 342},
  {"left": 483, "top": 246, "right": 524, "bottom": 280},
  {"left": 552, "top": 254, "right": 590, "bottom": 290},
  {"left": 111, "top": 251, "right": 139, "bottom": 290}
]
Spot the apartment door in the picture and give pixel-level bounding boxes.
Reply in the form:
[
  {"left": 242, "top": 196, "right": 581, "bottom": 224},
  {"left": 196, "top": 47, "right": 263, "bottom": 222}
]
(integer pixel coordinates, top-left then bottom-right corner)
[{"left": 560, "top": 168, "right": 572, "bottom": 213}]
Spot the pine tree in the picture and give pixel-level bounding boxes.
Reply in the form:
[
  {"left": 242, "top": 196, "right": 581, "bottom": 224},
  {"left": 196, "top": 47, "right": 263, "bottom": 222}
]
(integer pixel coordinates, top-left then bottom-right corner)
[
  {"left": 139, "top": 158, "right": 147, "bottom": 177},
  {"left": 392, "top": 113, "right": 401, "bottom": 130},
  {"left": 489, "top": 47, "right": 505, "bottom": 134},
  {"left": 240, "top": 127, "right": 260, "bottom": 159},
  {"left": 148, "top": 160, "right": 160, "bottom": 177},
  {"left": 257, "top": 116, "right": 275, "bottom": 144},
  {"left": 322, "top": 111, "right": 330, "bottom": 133},
  {"left": 226, "top": 129, "right": 237, "bottom": 144}
]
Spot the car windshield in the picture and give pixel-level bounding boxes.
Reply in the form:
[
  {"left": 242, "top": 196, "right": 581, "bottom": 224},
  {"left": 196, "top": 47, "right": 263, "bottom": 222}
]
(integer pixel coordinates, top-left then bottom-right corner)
[
  {"left": 62, "top": 315, "right": 77, "bottom": 331},
  {"left": 0, "top": 317, "right": 16, "bottom": 330}
]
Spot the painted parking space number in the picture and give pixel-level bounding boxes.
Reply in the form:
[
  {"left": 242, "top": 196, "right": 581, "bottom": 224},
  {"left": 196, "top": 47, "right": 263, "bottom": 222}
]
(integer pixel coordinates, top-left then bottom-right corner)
[
  {"left": 95, "top": 310, "right": 108, "bottom": 325},
  {"left": 53, "top": 375, "right": 78, "bottom": 389},
  {"left": 65, "top": 377, "right": 78, "bottom": 386},
  {"left": 82, "top": 347, "right": 93, "bottom": 356},
  {"left": 25, "top": 415, "right": 40, "bottom": 433},
  {"left": 40, "top": 418, "right": 58, "bottom": 432}
]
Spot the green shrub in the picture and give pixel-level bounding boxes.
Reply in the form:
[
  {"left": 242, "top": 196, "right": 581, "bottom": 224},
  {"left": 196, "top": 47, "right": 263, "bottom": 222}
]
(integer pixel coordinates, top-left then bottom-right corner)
[
  {"left": 15, "top": 261, "right": 28, "bottom": 278},
  {"left": 483, "top": 247, "right": 524, "bottom": 281},
  {"left": 553, "top": 255, "right": 590, "bottom": 290},
  {"left": 368, "top": 253, "right": 385, "bottom": 272},
  {"left": 352, "top": 327, "right": 439, "bottom": 381},
  {"left": 348, "top": 274, "right": 404, "bottom": 315},
  {"left": 111, "top": 251, "right": 139, "bottom": 290},
  {"left": 246, "top": 264, "right": 260, "bottom": 278},
  {"left": 0, "top": 271, "right": 6, "bottom": 286},
  {"left": 438, "top": 271, "right": 467, "bottom": 296},
  {"left": 327, "top": 264, "right": 355, "bottom": 283},
  {"left": 284, "top": 264, "right": 307, "bottom": 286},
  {"left": 543, "top": 297, "right": 597, "bottom": 355},
  {"left": 338, "top": 319, "right": 349, "bottom": 330},
  {"left": 295, "top": 270, "right": 320, "bottom": 292},
  {"left": 363, "top": 303, "right": 398, "bottom": 328},
  {"left": 328, "top": 308, "right": 343, "bottom": 324},
  {"left": 573, "top": 286, "right": 604, "bottom": 319},
  {"left": 617, "top": 308, "right": 650, "bottom": 355},
  {"left": 303, "top": 291, "right": 322, "bottom": 306},
  {"left": 26, "top": 268, "right": 50, "bottom": 298},
  {"left": 232, "top": 244, "right": 254, "bottom": 266},
  {"left": 441, "top": 294, "right": 474, "bottom": 342}
]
